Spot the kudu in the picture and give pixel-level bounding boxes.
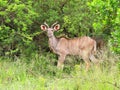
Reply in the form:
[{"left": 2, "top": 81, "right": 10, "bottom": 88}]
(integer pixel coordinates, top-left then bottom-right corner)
[{"left": 40, "top": 22, "right": 98, "bottom": 70}]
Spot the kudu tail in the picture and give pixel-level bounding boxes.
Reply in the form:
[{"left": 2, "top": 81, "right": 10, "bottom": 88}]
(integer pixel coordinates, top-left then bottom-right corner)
[{"left": 93, "top": 41, "right": 97, "bottom": 54}]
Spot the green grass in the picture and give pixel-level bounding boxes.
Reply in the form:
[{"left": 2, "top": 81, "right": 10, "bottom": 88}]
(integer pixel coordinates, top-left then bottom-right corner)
[{"left": 0, "top": 51, "right": 120, "bottom": 90}]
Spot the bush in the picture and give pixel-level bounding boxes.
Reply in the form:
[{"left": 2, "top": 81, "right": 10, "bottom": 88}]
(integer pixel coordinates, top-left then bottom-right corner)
[
  {"left": 109, "top": 8, "right": 120, "bottom": 54},
  {"left": 0, "top": 0, "right": 38, "bottom": 56}
]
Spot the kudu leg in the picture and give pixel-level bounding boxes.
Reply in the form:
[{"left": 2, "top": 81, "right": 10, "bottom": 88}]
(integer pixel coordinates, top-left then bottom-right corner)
[
  {"left": 81, "top": 52, "right": 91, "bottom": 71},
  {"left": 57, "top": 55, "right": 66, "bottom": 69},
  {"left": 90, "top": 55, "right": 99, "bottom": 65},
  {"left": 84, "top": 58, "right": 90, "bottom": 71}
]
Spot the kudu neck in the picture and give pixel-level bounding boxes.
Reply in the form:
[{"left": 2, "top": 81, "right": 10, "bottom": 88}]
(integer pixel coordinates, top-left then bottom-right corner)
[
  {"left": 49, "top": 34, "right": 58, "bottom": 42},
  {"left": 48, "top": 34, "right": 58, "bottom": 49}
]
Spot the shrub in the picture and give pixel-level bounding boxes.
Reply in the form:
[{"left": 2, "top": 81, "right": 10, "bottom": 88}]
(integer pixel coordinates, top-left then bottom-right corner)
[{"left": 0, "top": 0, "right": 38, "bottom": 56}]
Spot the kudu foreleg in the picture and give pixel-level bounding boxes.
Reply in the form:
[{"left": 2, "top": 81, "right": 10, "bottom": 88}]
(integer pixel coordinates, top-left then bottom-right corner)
[
  {"left": 82, "top": 52, "right": 91, "bottom": 71},
  {"left": 84, "top": 59, "right": 91, "bottom": 71},
  {"left": 57, "top": 55, "right": 66, "bottom": 69}
]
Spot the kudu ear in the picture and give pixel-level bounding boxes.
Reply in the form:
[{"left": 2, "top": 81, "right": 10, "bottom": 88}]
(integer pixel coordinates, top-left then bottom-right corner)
[
  {"left": 40, "top": 25, "right": 47, "bottom": 31},
  {"left": 53, "top": 24, "right": 60, "bottom": 31}
]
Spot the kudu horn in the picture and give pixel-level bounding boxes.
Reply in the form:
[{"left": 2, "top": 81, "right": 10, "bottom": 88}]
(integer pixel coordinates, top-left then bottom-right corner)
[
  {"left": 44, "top": 22, "right": 49, "bottom": 28},
  {"left": 51, "top": 21, "right": 58, "bottom": 28}
]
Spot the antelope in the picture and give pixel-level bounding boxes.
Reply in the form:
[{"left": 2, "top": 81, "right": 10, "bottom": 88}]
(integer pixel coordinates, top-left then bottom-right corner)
[{"left": 40, "top": 22, "right": 99, "bottom": 70}]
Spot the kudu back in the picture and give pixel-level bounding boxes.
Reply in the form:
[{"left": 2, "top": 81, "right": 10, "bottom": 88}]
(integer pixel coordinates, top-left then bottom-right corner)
[{"left": 40, "top": 22, "right": 98, "bottom": 70}]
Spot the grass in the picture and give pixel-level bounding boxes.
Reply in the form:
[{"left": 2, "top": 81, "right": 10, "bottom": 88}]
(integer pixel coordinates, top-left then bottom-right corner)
[{"left": 0, "top": 50, "right": 120, "bottom": 90}]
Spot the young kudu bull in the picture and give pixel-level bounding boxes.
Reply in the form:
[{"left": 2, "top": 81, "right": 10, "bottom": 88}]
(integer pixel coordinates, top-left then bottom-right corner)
[{"left": 40, "top": 22, "right": 98, "bottom": 70}]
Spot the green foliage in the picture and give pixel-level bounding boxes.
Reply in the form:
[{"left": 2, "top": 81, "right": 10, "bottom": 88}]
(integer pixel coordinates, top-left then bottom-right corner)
[
  {"left": 110, "top": 29, "right": 120, "bottom": 53},
  {"left": 88, "top": 0, "right": 119, "bottom": 34},
  {"left": 88, "top": 0, "right": 120, "bottom": 53},
  {"left": 109, "top": 7, "right": 120, "bottom": 54},
  {"left": 62, "top": 0, "right": 95, "bottom": 37},
  {"left": 0, "top": 0, "right": 38, "bottom": 56},
  {"left": 35, "top": 0, "right": 95, "bottom": 37},
  {"left": 0, "top": 0, "right": 120, "bottom": 55}
]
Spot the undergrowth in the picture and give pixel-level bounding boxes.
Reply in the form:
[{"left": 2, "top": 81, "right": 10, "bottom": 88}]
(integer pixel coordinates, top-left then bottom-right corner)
[{"left": 0, "top": 49, "right": 120, "bottom": 90}]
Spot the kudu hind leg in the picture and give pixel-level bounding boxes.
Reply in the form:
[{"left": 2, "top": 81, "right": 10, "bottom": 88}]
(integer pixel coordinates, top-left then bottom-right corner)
[
  {"left": 89, "top": 55, "right": 99, "bottom": 65},
  {"left": 57, "top": 55, "right": 66, "bottom": 70},
  {"left": 89, "top": 55, "right": 99, "bottom": 69}
]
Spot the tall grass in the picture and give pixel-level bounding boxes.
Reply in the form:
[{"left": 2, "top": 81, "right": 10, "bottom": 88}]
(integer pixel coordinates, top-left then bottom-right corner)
[{"left": 0, "top": 49, "right": 120, "bottom": 90}]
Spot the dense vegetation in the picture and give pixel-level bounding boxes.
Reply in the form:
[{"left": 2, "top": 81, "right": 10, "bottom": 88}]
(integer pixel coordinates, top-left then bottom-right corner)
[{"left": 0, "top": 0, "right": 120, "bottom": 90}]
